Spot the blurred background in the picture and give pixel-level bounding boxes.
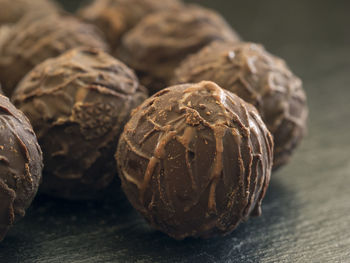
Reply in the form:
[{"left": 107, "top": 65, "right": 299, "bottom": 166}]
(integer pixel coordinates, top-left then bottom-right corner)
[
  {"left": 60, "top": 0, "right": 350, "bottom": 48},
  {"left": 58, "top": 0, "right": 350, "bottom": 96}
]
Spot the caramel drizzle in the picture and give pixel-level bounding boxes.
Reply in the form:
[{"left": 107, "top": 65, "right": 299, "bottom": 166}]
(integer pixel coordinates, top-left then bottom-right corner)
[
  {"left": 177, "top": 126, "right": 197, "bottom": 195},
  {"left": 140, "top": 128, "right": 177, "bottom": 204},
  {"left": 184, "top": 84, "right": 241, "bottom": 214},
  {"left": 207, "top": 127, "right": 225, "bottom": 214}
]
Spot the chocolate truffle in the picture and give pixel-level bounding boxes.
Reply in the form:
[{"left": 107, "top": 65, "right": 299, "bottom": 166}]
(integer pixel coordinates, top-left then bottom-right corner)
[
  {"left": 173, "top": 42, "right": 308, "bottom": 170},
  {"left": 0, "top": 0, "right": 61, "bottom": 25},
  {"left": 0, "top": 95, "right": 43, "bottom": 242},
  {"left": 78, "top": 0, "right": 183, "bottom": 51},
  {"left": 12, "top": 48, "right": 148, "bottom": 200},
  {"left": 0, "top": 14, "right": 109, "bottom": 96},
  {"left": 119, "top": 5, "right": 240, "bottom": 94},
  {"left": 116, "top": 81, "right": 273, "bottom": 239}
]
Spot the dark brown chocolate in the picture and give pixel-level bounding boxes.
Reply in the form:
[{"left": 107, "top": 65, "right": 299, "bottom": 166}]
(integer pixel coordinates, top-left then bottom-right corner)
[
  {"left": 0, "top": 14, "right": 109, "bottom": 96},
  {"left": 78, "top": 0, "right": 183, "bottom": 52},
  {"left": 116, "top": 81, "right": 273, "bottom": 239},
  {"left": 173, "top": 42, "right": 308, "bottom": 170},
  {"left": 119, "top": 5, "right": 240, "bottom": 94},
  {"left": 12, "top": 48, "right": 148, "bottom": 200},
  {"left": 0, "top": 94, "right": 43, "bottom": 242},
  {"left": 0, "top": 0, "right": 61, "bottom": 25}
]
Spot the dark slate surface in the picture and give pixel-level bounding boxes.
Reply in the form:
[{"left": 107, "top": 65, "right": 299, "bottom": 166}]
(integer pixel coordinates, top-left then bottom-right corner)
[{"left": 1, "top": 0, "right": 350, "bottom": 262}]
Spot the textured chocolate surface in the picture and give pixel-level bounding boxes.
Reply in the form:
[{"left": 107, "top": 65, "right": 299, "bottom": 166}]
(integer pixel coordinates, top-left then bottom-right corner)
[
  {"left": 0, "top": 0, "right": 60, "bottom": 25},
  {"left": 116, "top": 81, "right": 273, "bottom": 239},
  {"left": 0, "top": 25, "right": 11, "bottom": 51},
  {"left": 173, "top": 42, "right": 308, "bottom": 170},
  {"left": 0, "top": 14, "right": 109, "bottom": 96},
  {"left": 119, "top": 5, "right": 240, "bottom": 94},
  {"left": 12, "top": 48, "right": 148, "bottom": 200},
  {"left": 78, "top": 0, "right": 183, "bottom": 52},
  {"left": 0, "top": 95, "right": 43, "bottom": 242}
]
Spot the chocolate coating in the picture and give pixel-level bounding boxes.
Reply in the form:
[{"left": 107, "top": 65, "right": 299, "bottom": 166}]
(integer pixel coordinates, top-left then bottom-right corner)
[
  {"left": 0, "top": 25, "right": 11, "bottom": 50},
  {"left": 0, "top": 0, "right": 60, "bottom": 25},
  {"left": 0, "top": 95, "right": 43, "bottom": 241},
  {"left": 12, "top": 48, "right": 148, "bottom": 200},
  {"left": 173, "top": 42, "right": 308, "bottom": 170},
  {"left": 116, "top": 81, "right": 273, "bottom": 239},
  {"left": 119, "top": 5, "right": 240, "bottom": 94},
  {"left": 0, "top": 14, "right": 109, "bottom": 96},
  {"left": 78, "top": 0, "right": 183, "bottom": 52}
]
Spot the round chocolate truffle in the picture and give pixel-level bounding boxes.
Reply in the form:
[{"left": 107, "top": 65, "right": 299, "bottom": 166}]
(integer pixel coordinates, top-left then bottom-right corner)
[
  {"left": 173, "top": 42, "right": 308, "bottom": 170},
  {"left": 78, "top": 0, "right": 183, "bottom": 52},
  {"left": 0, "top": 14, "right": 109, "bottom": 96},
  {"left": 0, "top": 95, "right": 43, "bottom": 242},
  {"left": 12, "top": 48, "right": 148, "bottom": 200},
  {"left": 119, "top": 5, "right": 240, "bottom": 94},
  {"left": 0, "top": 0, "right": 61, "bottom": 25},
  {"left": 116, "top": 81, "right": 273, "bottom": 239}
]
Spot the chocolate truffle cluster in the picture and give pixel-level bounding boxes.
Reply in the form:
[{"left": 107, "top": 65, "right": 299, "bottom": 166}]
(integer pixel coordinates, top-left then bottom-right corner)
[
  {"left": 13, "top": 48, "right": 147, "bottom": 200},
  {"left": 116, "top": 81, "right": 273, "bottom": 239},
  {"left": 113, "top": 0, "right": 307, "bottom": 239},
  {"left": 173, "top": 42, "right": 308, "bottom": 169},
  {"left": 0, "top": 95, "right": 43, "bottom": 241},
  {"left": 0, "top": 0, "right": 308, "bottom": 242}
]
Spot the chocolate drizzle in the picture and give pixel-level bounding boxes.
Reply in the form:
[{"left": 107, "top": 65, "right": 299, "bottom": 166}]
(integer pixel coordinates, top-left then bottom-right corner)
[{"left": 116, "top": 81, "right": 273, "bottom": 239}]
